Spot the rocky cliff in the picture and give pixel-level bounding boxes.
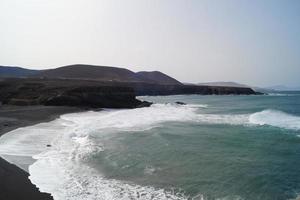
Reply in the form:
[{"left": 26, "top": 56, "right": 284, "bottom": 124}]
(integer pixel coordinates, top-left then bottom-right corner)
[
  {"left": 0, "top": 78, "right": 260, "bottom": 109},
  {"left": 120, "top": 82, "right": 260, "bottom": 95},
  {"left": 0, "top": 79, "right": 151, "bottom": 108}
]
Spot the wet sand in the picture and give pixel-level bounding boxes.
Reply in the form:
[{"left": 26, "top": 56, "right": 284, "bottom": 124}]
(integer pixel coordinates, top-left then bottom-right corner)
[{"left": 0, "top": 105, "right": 84, "bottom": 200}]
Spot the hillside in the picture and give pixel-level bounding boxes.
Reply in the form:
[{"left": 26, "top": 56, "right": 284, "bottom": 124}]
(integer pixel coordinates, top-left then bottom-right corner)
[
  {"left": 0, "top": 66, "right": 39, "bottom": 78},
  {"left": 1, "top": 64, "right": 183, "bottom": 85},
  {"left": 136, "top": 71, "right": 182, "bottom": 85},
  {"left": 0, "top": 65, "right": 260, "bottom": 97},
  {"left": 34, "top": 64, "right": 144, "bottom": 82}
]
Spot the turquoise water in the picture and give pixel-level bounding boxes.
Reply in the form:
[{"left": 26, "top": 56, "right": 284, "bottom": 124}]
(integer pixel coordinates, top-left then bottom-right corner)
[
  {"left": 1, "top": 93, "right": 300, "bottom": 200},
  {"left": 89, "top": 93, "right": 300, "bottom": 200}
]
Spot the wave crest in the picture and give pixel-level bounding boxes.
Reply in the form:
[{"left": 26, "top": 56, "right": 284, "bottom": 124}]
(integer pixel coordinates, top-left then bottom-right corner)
[
  {"left": 1, "top": 103, "right": 300, "bottom": 200},
  {"left": 249, "top": 109, "right": 300, "bottom": 131}
]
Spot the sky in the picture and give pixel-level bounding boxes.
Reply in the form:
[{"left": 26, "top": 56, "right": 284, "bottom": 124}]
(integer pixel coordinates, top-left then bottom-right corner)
[{"left": 0, "top": 0, "right": 300, "bottom": 87}]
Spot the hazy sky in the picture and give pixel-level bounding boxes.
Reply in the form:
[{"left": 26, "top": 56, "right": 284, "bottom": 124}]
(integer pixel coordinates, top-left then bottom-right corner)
[{"left": 1, "top": 0, "right": 300, "bottom": 87}]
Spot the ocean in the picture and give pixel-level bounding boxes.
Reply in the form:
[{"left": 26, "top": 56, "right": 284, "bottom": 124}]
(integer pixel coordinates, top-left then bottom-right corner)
[{"left": 0, "top": 92, "right": 300, "bottom": 200}]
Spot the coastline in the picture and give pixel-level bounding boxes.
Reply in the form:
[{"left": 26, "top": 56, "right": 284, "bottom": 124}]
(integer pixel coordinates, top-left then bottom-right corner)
[{"left": 0, "top": 105, "right": 84, "bottom": 200}]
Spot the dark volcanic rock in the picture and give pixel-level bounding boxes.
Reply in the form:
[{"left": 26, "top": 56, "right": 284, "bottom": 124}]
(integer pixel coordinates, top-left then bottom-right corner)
[
  {"left": 0, "top": 79, "right": 151, "bottom": 108},
  {"left": 175, "top": 101, "right": 186, "bottom": 105},
  {"left": 124, "top": 82, "right": 260, "bottom": 96},
  {"left": 42, "top": 86, "right": 144, "bottom": 108},
  {"left": 135, "top": 101, "right": 153, "bottom": 108},
  {"left": 0, "top": 78, "right": 260, "bottom": 110}
]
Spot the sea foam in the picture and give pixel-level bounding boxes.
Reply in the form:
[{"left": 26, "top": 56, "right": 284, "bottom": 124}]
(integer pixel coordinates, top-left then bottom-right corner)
[
  {"left": 0, "top": 103, "right": 299, "bottom": 200},
  {"left": 249, "top": 109, "right": 300, "bottom": 131},
  {"left": 0, "top": 104, "right": 196, "bottom": 200}
]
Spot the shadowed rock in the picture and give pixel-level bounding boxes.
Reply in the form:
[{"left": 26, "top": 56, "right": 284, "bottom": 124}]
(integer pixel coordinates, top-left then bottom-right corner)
[
  {"left": 175, "top": 101, "right": 186, "bottom": 105},
  {"left": 0, "top": 78, "right": 151, "bottom": 108}
]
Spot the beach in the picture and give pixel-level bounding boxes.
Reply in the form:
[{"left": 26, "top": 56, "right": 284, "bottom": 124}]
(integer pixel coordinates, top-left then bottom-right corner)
[{"left": 0, "top": 105, "right": 83, "bottom": 200}]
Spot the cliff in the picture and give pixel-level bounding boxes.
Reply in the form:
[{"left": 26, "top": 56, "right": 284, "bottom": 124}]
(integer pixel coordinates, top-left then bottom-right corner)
[
  {"left": 0, "top": 78, "right": 151, "bottom": 108},
  {"left": 120, "top": 82, "right": 260, "bottom": 96},
  {"left": 0, "top": 78, "right": 260, "bottom": 109},
  {"left": 0, "top": 65, "right": 261, "bottom": 109}
]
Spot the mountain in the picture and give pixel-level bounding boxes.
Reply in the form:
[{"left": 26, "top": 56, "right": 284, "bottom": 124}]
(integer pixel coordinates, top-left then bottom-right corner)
[
  {"left": 34, "top": 64, "right": 144, "bottom": 82},
  {"left": 0, "top": 66, "right": 39, "bottom": 78},
  {"left": 0, "top": 65, "right": 260, "bottom": 99},
  {"left": 136, "top": 71, "right": 182, "bottom": 85},
  {"left": 32, "top": 64, "right": 182, "bottom": 85},
  {"left": 0, "top": 64, "right": 183, "bottom": 85}
]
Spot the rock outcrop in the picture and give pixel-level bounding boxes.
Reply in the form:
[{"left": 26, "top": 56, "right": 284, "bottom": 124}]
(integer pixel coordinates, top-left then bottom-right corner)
[
  {"left": 123, "top": 82, "right": 260, "bottom": 95},
  {"left": 0, "top": 79, "right": 151, "bottom": 108},
  {"left": 0, "top": 78, "right": 260, "bottom": 109}
]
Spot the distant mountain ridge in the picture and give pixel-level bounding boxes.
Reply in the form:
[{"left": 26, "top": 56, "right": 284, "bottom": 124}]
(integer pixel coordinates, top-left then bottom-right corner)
[
  {"left": 0, "top": 64, "right": 181, "bottom": 85},
  {"left": 0, "top": 65, "right": 260, "bottom": 96},
  {"left": 0, "top": 66, "right": 40, "bottom": 78},
  {"left": 34, "top": 64, "right": 143, "bottom": 82}
]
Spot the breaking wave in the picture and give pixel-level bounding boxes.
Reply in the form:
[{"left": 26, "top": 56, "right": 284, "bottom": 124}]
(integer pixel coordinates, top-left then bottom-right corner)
[
  {"left": 0, "top": 103, "right": 299, "bottom": 200},
  {"left": 249, "top": 109, "right": 300, "bottom": 131}
]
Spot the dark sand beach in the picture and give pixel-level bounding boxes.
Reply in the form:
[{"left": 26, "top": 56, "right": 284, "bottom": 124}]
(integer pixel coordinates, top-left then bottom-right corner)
[{"left": 0, "top": 105, "right": 83, "bottom": 200}]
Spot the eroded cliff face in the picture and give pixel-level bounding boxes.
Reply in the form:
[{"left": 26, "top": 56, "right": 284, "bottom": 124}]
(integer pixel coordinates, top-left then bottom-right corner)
[
  {"left": 124, "top": 82, "right": 260, "bottom": 96},
  {"left": 0, "top": 78, "right": 260, "bottom": 109},
  {"left": 0, "top": 79, "right": 151, "bottom": 108}
]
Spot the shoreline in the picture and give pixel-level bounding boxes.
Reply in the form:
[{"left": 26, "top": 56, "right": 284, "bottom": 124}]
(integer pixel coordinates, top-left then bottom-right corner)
[
  {"left": 0, "top": 105, "right": 84, "bottom": 136},
  {"left": 0, "top": 105, "right": 85, "bottom": 200}
]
